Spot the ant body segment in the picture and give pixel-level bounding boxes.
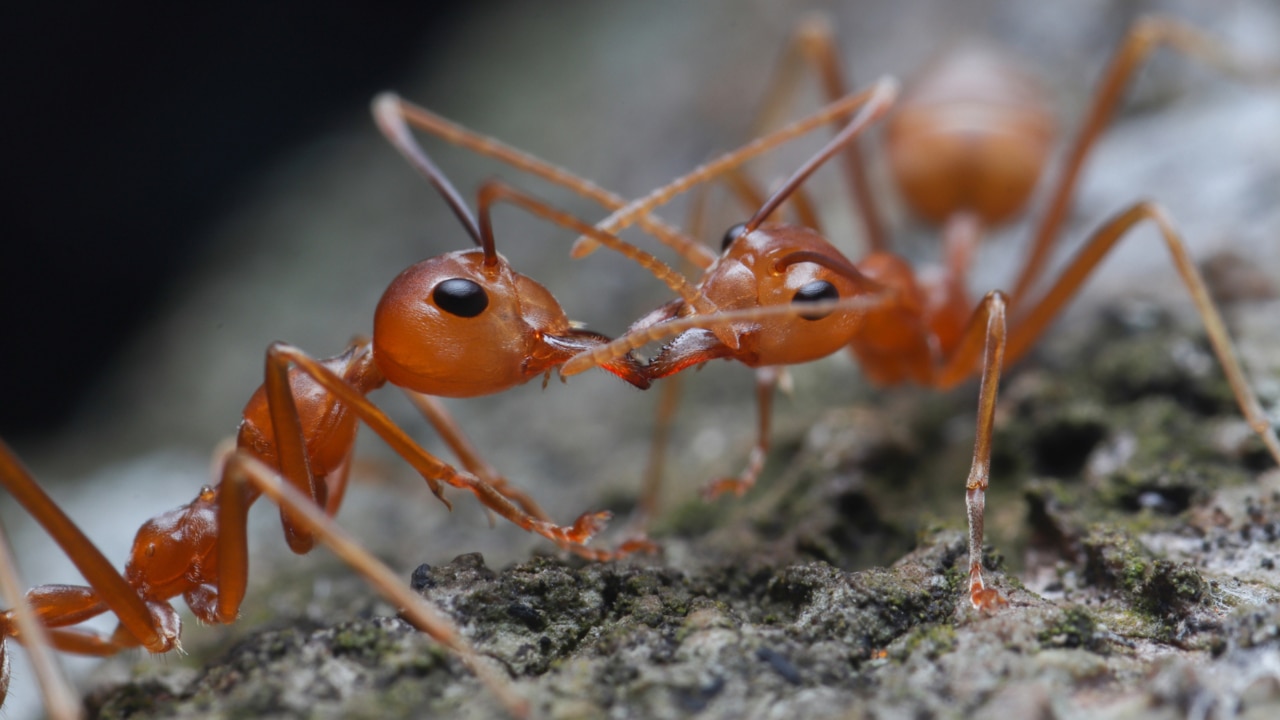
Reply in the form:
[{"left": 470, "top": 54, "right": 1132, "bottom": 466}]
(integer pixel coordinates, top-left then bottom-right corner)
[{"left": 561, "top": 16, "right": 1280, "bottom": 610}]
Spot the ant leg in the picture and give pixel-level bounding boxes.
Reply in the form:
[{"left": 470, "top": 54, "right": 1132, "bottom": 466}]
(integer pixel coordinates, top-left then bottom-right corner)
[
  {"left": 1011, "top": 16, "right": 1280, "bottom": 306},
  {"left": 752, "top": 13, "right": 886, "bottom": 251},
  {"left": 577, "top": 77, "right": 898, "bottom": 250},
  {"left": 0, "top": 518, "right": 83, "bottom": 719},
  {"left": 633, "top": 376, "right": 683, "bottom": 534},
  {"left": 263, "top": 344, "right": 613, "bottom": 551},
  {"left": 259, "top": 338, "right": 330, "bottom": 555},
  {"left": 374, "top": 93, "right": 714, "bottom": 269},
  {"left": 400, "top": 390, "right": 553, "bottom": 523},
  {"left": 934, "top": 292, "right": 1010, "bottom": 610},
  {"left": 943, "top": 212, "right": 982, "bottom": 291},
  {"left": 703, "top": 367, "right": 781, "bottom": 500},
  {"left": 1006, "top": 201, "right": 1280, "bottom": 465},
  {"left": 631, "top": 181, "right": 713, "bottom": 539},
  {"left": 221, "top": 453, "right": 529, "bottom": 719},
  {"left": 0, "top": 441, "right": 179, "bottom": 654}
]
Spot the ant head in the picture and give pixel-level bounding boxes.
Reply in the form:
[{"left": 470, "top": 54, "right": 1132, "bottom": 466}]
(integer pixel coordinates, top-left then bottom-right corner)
[
  {"left": 373, "top": 249, "right": 559, "bottom": 397},
  {"left": 371, "top": 95, "right": 649, "bottom": 393},
  {"left": 373, "top": 249, "right": 647, "bottom": 397},
  {"left": 650, "top": 223, "right": 880, "bottom": 376}
]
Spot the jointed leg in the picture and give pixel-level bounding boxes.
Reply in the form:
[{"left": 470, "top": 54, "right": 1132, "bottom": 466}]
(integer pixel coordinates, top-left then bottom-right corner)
[
  {"left": 631, "top": 181, "right": 712, "bottom": 537},
  {"left": 1007, "top": 201, "right": 1280, "bottom": 465},
  {"left": 1011, "top": 16, "right": 1280, "bottom": 305},
  {"left": 0, "top": 440, "right": 177, "bottom": 653},
  {"left": 400, "top": 390, "right": 553, "bottom": 524},
  {"left": 934, "top": 291, "right": 1010, "bottom": 610},
  {"left": 0, "top": 517, "right": 83, "bottom": 720},
  {"left": 260, "top": 341, "right": 328, "bottom": 555},
  {"left": 261, "top": 344, "right": 613, "bottom": 553},
  {"left": 703, "top": 367, "right": 782, "bottom": 500},
  {"left": 633, "top": 375, "right": 683, "bottom": 534},
  {"left": 221, "top": 452, "right": 529, "bottom": 719}
]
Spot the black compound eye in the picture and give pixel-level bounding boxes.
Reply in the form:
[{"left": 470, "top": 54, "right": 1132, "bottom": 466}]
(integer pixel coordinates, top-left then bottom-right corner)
[
  {"left": 432, "top": 278, "right": 489, "bottom": 318},
  {"left": 792, "top": 280, "right": 838, "bottom": 320},
  {"left": 721, "top": 222, "right": 748, "bottom": 252}
]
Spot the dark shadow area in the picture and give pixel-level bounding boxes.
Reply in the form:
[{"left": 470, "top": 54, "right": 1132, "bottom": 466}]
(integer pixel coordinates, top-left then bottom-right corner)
[{"left": 0, "top": 2, "right": 466, "bottom": 438}]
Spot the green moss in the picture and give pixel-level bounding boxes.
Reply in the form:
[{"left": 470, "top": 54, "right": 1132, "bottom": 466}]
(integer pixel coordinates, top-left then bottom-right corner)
[
  {"left": 1082, "top": 527, "right": 1206, "bottom": 620},
  {"left": 331, "top": 622, "right": 396, "bottom": 661},
  {"left": 895, "top": 623, "right": 958, "bottom": 661},
  {"left": 1039, "top": 606, "right": 1103, "bottom": 651}
]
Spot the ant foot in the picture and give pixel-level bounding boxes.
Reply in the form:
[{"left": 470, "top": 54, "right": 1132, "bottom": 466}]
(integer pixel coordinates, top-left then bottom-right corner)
[
  {"left": 615, "top": 536, "right": 662, "bottom": 557},
  {"left": 700, "top": 477, "right": 753, "bottom": 500},
  {"left": 560, "top": 510, "right": 612, "bottom": 545},
  {"left": 970, "top": 586, "right": 1009, "bottom": 611},
  {"left": 561, "top": 535, "right": 660, "bottom": 562}
]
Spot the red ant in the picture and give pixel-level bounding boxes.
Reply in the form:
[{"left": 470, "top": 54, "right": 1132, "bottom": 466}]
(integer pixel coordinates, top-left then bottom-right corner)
[
  {"left": 559, "top": 16, "right": 1280, "bottom": 611},
  {"left": 0, "top": 92, "right": 716, "bottom": 718}
]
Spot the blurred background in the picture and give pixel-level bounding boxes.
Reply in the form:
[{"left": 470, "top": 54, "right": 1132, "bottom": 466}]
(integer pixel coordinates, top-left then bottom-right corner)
[{"left": 3, "top": 0, "right": 1279, "bottom": 717}]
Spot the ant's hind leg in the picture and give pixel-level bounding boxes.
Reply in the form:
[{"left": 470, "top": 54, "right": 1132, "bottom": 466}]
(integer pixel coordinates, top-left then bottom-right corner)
[
  {"left": 1011, "top": 16, "right": 1280, "bottom": 306},
  {"left": 0, "top": 440, "right": 180, "bottom": 653},
  {"left": 0, "top": 516, "right": 83, "bottom": 720},
  {"left": 1006, "top": 201, "right": 1280, "bottom": 466}
]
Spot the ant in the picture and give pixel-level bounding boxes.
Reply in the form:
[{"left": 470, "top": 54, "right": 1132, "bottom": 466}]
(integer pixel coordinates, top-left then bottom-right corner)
[
  {"left": 0, "top": 92, "right": 715, "bottom": 718},
  {"left": 558, "top": 15, "right": 1280, "bottom": 611}
]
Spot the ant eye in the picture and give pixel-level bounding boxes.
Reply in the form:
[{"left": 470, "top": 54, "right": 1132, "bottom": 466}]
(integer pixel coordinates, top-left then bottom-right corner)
[
  {"left": 793, "top": 280, "right": 838, "bottom": 320},
  {"left": 721, "top": 223, "right": 748, "bottom": 252},
  {"left": 432, "top": 278, "right": 489, "bottom": 318}
]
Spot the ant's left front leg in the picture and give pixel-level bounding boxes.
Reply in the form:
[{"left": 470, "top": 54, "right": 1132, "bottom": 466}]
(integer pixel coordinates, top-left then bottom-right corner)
[
  {"left": 1005, "top": 201, "right": 1280, "bottom": 466},
  {"left": 400, "top": 390, "right": 553, "bottom": 524},
  {"left": 400, "top": 390, "right": 659, "bottom": 561},
  {"left": 261, "top": 344, "right": 613, "bottom": 555}
]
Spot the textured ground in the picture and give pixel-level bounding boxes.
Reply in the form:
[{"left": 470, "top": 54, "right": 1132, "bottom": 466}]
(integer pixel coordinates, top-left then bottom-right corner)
[{"left": 4, "top": 1, "right": 1280, "bottom": 719}]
